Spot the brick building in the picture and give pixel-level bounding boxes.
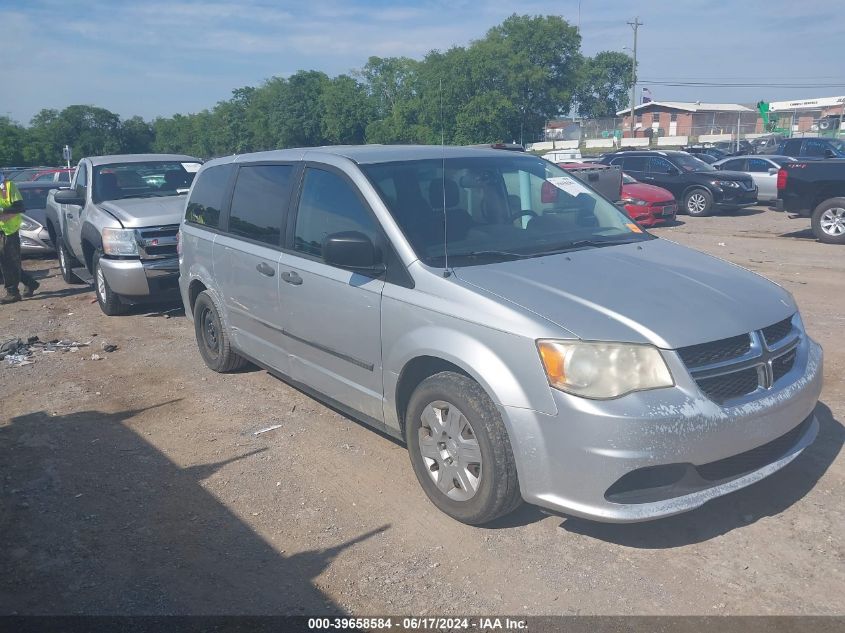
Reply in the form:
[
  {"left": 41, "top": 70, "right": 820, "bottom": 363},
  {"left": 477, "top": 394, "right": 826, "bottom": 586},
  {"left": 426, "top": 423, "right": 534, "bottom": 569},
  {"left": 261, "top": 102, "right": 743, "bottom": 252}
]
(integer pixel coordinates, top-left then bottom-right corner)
[{"left": 616, "top": 102, "right": 757, "bottom": 138}]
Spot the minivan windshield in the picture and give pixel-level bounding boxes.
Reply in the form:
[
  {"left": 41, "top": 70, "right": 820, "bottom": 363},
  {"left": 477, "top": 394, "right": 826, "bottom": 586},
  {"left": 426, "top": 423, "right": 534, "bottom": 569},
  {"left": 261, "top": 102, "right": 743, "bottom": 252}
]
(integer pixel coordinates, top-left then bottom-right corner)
[
  {"left": 362, "top": 155, "right": 651, "bottom": 266},
  {"left": 92, "top": 161, "right": 201, "bottom": 203}
]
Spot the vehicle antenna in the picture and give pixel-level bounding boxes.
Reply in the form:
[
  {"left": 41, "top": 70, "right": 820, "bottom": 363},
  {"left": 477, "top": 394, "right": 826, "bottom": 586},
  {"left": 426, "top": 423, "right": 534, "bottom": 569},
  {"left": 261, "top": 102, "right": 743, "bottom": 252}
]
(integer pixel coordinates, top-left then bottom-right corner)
[{"left": 441, "top": 79, "right": 451, "bottom": 278}]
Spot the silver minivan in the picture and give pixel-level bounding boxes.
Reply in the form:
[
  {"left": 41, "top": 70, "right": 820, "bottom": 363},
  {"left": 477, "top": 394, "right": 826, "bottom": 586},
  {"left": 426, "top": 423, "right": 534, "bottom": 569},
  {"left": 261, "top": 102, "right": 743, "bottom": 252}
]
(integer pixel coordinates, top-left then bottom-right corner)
[{"left": 178, "top": 146, "right": 823, "bottom": 525}]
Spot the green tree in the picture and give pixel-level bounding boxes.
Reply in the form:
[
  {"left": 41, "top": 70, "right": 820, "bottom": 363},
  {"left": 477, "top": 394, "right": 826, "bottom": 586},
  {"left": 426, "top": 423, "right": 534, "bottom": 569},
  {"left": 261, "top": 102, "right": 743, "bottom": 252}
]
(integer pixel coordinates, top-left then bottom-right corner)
[
  {"left": 320, "top": 75, "right": 375, "bottom": 145},
  {"left": 0, "top": 116, "right": 28, "bottom": 166},
  {"left": 119, "top": 116, "right": 154, "bottom": 153},
  {"left": 575, "top": 51, "right": 633, "bottom": 118}
]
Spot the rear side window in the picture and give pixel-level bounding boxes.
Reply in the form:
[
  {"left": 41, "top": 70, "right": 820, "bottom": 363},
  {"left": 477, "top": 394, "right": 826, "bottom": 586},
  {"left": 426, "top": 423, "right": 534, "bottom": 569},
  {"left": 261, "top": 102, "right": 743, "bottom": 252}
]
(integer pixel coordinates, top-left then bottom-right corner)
[
  {"left": 646, "top": 157, "right": 673, "bottom": 173},
  {"left": 782, "top": 139, "right": 801, "bottom": 156},
  {"left": 802, "top": 139, "right": 828, "bottom": 158},
  {"left": 621, "top": 156, "right": 647, "bottom": 172},
  {"left": 293, "top": 168, "right": 378, "bottom": 258},
  {"left": 722, "top": 159, "right": 746, "bottom": 171},
  {"left": 228, "top": 164, "right": 294, "bottom": 246},
  {"left": 185, "top": 164, "right": 234, "bottom": 229},
  {"left": 747, "top": 158, "right": 770, "bottom": 172}
]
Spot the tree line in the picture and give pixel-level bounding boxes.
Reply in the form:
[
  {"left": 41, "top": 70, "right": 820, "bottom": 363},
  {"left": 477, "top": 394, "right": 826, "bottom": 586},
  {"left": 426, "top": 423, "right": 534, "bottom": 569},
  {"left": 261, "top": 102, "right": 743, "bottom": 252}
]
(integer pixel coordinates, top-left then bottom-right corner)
[{"left": 2, "top": 14, "right": 632, "bottom": 166}]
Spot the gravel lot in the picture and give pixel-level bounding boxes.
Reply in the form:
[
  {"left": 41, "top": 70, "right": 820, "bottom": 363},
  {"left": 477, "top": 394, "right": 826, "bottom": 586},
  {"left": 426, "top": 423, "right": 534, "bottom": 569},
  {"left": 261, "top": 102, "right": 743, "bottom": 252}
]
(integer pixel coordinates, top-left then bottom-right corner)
[{"left": 1, "top": 206, "right": 842, "bottom": 616}]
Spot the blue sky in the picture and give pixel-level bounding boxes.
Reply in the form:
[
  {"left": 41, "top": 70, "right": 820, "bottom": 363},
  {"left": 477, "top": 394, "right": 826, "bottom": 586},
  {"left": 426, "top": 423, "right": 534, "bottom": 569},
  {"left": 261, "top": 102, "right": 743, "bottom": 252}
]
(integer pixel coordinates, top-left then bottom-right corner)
[{"left": 4, "top": 0, "right": 843, "bottom": 124}]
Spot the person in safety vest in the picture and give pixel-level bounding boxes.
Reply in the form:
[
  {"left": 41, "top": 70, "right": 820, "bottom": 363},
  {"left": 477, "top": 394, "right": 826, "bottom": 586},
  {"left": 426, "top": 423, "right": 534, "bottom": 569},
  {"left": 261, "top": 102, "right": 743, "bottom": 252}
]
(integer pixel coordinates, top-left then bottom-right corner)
[{"left": 0, "top": 171, "right": 40, "bottom": 303}]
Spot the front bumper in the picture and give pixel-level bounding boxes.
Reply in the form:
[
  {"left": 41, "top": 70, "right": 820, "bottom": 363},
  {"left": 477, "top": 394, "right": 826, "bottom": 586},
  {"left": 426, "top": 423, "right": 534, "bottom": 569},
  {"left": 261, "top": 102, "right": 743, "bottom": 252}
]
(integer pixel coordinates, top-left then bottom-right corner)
[
  {"left": 98, "top": 256, "right": 180, "bottom": 298},
  {"left": 500, "top": 335, "right": 823, "bottom": 522},
  {"left": 19, "top": 228, "right": 54, "bottom": 255},
  {"left": 713, "top": 186, "right": 758, "bottom": 208},
  {"left": 627, "top": 202, "right": 677, "bottom": 227}
]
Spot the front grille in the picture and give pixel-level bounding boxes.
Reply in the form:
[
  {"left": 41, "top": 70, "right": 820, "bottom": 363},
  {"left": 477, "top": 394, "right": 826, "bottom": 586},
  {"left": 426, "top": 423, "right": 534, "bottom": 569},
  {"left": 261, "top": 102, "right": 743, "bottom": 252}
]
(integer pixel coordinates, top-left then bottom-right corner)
[
  {"left": 677, "top": 334, "right": 750, "bottom": 368},
  {"left": 696, "top": 367, "right": 760, "bottom": 403},
  {"left": 135, "top": 225, "right": 179, "bottom": 260},
  {"left": 772, "top": 348, "right": 797, "bottom": 383},
  {"left": 762, "top": 317, "right": 793, "bottom": 346},
  {"left": 679, "top": 316, "right": 802, "bottom": 406}
]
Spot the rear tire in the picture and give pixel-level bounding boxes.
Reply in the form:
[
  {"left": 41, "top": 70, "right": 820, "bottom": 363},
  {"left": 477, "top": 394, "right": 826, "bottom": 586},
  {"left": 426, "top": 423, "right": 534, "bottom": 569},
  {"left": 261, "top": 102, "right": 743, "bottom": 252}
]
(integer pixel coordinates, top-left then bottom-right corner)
[
  {"left": 57, "top": 238, "right": 81, "bottom": 284},
  {"left": 405, "top": 372, "right": 522, "bottom": 525},
  {"left": 684, "top": 188, "right": 713, "bottom": 217},
  {"left": 811, "top": 198, "right": 845, "bottom": 245},
  {"left": 93, "top": 251, "right": 126, "bottom": 316},
  {"left": 193, "top": 290, "right": 248, "bottom": 372}
]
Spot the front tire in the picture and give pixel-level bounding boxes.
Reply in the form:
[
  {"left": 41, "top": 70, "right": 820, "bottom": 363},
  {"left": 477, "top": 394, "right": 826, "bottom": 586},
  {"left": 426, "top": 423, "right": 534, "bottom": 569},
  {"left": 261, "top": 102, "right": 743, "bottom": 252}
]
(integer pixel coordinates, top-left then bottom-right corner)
[
  {"left": 405, "top": 372, "right": 522, "bottom": 525},
  {"left": 57, "top": 239, "right": 81, "bottom": 284},
  {"left": 811, "top": 198, "right": 845, "bottom": 245},
  {"left": 93, "top": 251, "right": 126, "bottom": 316},
  {"left": 684, "top": 188, "right": 713, "bottom": 217},
  {"left": 193, "top": 290, "right": 248, "bottom": 372}
]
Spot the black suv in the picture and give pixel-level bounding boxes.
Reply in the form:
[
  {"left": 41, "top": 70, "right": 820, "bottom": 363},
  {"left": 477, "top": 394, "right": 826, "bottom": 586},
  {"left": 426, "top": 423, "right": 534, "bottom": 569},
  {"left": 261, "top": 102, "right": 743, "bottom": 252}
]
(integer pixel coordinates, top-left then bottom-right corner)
[{"left": 600, "top": 150, "right": 757, "bottom": 216}]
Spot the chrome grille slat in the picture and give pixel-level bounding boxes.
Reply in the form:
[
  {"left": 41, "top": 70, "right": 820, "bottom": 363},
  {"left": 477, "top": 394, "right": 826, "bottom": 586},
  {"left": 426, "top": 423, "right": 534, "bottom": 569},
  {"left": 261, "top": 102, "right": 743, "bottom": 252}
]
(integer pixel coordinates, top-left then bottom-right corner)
[
  {"left": 678, "top": 315, "right": 800, "bottom": 405},
  {"left": 134, "top": 225, "right": 179, "bottom": 260}
]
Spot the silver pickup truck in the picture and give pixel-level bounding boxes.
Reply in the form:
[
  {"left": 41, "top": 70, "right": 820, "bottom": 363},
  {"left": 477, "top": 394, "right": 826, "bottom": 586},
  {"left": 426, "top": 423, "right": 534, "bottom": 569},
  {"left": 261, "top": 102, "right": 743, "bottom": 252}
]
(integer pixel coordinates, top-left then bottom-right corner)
[{"left": 45, "top": 154, "right": 201, "bottom": 315}]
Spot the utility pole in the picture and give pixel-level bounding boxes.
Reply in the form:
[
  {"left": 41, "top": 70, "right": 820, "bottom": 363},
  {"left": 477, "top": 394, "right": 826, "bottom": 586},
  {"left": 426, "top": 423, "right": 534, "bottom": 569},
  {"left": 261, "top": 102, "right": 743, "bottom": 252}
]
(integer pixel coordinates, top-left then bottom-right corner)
[{"left": 627, "top": 17, "right": 642, "bottom": 139}]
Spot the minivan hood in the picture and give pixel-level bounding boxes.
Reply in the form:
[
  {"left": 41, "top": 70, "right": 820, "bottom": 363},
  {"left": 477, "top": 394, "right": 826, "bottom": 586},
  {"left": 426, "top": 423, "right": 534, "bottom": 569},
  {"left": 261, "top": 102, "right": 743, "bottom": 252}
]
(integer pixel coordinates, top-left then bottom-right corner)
[
  {"left": 98, "top": 195, "right": 186, "bottom": 228},
  {"left": 452, "top": 239, "right": 795, "bottom": 349}
]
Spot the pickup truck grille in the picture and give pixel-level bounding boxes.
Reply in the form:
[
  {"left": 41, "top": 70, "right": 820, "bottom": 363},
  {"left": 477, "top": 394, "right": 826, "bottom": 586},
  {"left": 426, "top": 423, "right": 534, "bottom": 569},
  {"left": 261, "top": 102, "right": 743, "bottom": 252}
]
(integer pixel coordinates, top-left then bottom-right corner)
[
  {"left": 677, "top": 315, "right": 800, "bottom": 405},
  {"left": 134, "top": 225, "right": 179, "bottom": 260}
]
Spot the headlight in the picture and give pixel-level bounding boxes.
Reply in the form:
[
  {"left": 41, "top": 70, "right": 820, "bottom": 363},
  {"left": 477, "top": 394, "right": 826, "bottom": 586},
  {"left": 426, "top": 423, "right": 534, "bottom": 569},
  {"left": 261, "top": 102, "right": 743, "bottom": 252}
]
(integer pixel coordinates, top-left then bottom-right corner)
[
  {"left": 101, "top": 227, "right": 139, "bottom": 256},
  {"left": 711, "top": 180, "right": 740, "bottom": 188},
  {"left": 19, "top": 216, "right": 41, "bottom": 232},
  {"left": 621, "top": 198, "right": 649, "bottom": 206},
  {"left": 537, "top": 340, "right": 674, "bottom": 399}
]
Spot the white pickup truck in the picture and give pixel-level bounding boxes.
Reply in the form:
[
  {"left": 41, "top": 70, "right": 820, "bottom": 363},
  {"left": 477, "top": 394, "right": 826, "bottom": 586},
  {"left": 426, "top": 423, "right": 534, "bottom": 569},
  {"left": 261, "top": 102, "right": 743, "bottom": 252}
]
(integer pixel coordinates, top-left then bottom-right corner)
[{"left": 45, "top": 153, "right": 201, "bottom": 315}]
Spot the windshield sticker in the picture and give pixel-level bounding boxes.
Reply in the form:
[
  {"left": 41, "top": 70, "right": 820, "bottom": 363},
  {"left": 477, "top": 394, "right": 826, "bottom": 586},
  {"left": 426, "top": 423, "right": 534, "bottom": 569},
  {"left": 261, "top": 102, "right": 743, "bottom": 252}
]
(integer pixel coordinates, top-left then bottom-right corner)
[
  {"left": 626, "top": 223, "right": 643, "bottom": 233},
  {"left": 546, "top": 176, "right": 589, "bottom": 197},
  {"left": 182, "top": 162, "right": 201, "bottom": 173}
]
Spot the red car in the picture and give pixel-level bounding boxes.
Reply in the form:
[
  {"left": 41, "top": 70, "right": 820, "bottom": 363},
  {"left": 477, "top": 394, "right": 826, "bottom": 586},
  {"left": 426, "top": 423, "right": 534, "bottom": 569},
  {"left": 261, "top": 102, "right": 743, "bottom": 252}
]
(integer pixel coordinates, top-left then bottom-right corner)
[{"left": 620, "top": 173, "right": 677, "bottom": 227}]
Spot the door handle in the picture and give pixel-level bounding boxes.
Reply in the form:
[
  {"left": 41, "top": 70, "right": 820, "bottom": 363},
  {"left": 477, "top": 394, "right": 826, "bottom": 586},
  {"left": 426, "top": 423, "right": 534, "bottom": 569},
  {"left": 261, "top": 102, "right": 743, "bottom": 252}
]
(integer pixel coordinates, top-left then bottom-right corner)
[
  {"left": 281, "top": 271, "right": 302, "bottom": 285},
  {"left": 256, "top": 262, "right": 275, "bottom": 277}
]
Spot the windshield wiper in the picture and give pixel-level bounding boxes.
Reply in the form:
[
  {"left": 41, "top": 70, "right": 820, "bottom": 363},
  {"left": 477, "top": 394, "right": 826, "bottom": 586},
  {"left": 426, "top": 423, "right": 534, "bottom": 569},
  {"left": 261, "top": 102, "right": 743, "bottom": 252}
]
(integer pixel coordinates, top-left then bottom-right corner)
[
  {"left": 461, "top": 250, "right": 534, "bottom": 261},
  {"left": 533, "top": 237, "right": 647, "bottom": 255}
]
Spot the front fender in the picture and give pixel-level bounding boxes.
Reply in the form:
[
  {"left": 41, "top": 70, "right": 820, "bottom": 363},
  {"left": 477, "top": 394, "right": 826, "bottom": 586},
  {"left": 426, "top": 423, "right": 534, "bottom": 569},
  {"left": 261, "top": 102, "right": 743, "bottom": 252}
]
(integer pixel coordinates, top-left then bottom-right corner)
[{"left": 382, "top": 310, "right": 559, "bottom": 431}]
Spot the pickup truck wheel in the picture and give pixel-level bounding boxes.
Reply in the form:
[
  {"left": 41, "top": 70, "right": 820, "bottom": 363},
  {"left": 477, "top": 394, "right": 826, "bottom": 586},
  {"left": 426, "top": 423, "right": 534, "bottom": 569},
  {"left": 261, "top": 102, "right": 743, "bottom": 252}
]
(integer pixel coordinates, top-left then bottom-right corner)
[
  {"left": 193, "top": 290, "right": 248, "bottom": 372},
  {"left": 684, "top": 188, "right": 713, "bottom": 217},
  {"left": 405, "top": 372, "right": 522, "bottom": 525},
  {"left": 811, "top": 198, "right": 845, "bottom": 245},
  {"left": 57, "top": 240, "right": 82, "bottom": 284},
  {"left": 93, "top": 251, "right": 126, "bottom": 316}
]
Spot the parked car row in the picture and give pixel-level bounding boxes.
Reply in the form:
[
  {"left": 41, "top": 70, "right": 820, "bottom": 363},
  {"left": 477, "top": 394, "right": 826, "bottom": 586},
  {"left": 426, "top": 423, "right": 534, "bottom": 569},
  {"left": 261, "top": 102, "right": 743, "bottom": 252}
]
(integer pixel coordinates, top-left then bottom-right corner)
[{"left": 22, "top": 147, "right": 826, "bottom": 527}]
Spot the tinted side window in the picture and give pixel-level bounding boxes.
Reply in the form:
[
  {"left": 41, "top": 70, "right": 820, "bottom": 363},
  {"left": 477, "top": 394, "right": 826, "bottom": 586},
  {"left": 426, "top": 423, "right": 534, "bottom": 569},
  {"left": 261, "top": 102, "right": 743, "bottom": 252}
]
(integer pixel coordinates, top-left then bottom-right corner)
[
  {"left": 227, "top": 164, "right": 293, "bottom": 245},
  {"left": 74, "top": 163, "right": 87, "bottom": 195},
  {"left": 647, "top": 157, "right": 673, "bottom": 173},
  {"left": 747, "top": 158, "right": 770, "bottom": 172},
  {"left": 782, "top": 139, "right": 802, "bottom": 156},
  {"left": 621, "top": 156, "right": 647, "bottom": 172},
  {"left": 722, "top": 159, "right": 746, "bottom": 171},
  {"left": 294, "top": 168, "right": 378, "bottom": 259},
  {"left": 185, "top": 164, "right": 234, "bottom": 229},
  {"left": 802, "top": 140, "right": 827, "bottom": 157}
]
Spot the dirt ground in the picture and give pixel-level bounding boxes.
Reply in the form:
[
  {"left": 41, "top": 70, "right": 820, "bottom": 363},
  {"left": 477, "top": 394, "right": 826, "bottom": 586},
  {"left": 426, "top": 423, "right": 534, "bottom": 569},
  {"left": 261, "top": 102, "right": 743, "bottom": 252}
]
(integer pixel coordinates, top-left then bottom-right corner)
[{"left": 1, "top": 206, "right": 842, "bottom": 616}]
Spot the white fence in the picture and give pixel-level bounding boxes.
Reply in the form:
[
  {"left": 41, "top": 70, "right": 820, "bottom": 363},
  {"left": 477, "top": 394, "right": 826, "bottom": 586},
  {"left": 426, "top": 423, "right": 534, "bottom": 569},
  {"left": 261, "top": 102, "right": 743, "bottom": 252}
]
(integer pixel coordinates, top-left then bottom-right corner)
[
  {"left": 584, "top": 139, "right": 614, "bottom": 148},
  {"left": 657, "top": 136, "right": 689, "bottom": 146},
  {"left": 698, "top": 133, "right": 734, "bottom": 143}
]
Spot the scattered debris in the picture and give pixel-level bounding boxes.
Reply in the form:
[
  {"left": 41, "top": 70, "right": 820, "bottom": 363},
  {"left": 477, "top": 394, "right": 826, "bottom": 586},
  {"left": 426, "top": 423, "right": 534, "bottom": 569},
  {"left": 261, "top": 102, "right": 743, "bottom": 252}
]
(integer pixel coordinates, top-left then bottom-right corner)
[
  {"left": 100, "top": 340, "right": 118, "bottom": 352},
  {"left": 254, "top": 424, "right": 283, "bottom": 436},
  {"left": 1, "top": 336, "right": 93, "bottom": 367},
  {"left": 718, "top": 242, "right": 726, "bottom": 246},
  {"left": 90, "top": 354, "right": 103, "bottom": 361}
]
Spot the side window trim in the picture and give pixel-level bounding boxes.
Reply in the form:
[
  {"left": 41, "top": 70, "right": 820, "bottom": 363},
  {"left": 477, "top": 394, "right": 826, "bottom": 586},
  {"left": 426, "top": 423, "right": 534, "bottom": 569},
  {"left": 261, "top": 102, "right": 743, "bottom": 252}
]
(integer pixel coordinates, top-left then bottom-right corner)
[
  {"left": 184, "top": 163, "right": 237, "bottom": 234},
  {"left": 220, "top": 161, "right": 299, "bottom": 249},
  {"left": 284, "top": 162, "right": 414, "bottom": 288}
]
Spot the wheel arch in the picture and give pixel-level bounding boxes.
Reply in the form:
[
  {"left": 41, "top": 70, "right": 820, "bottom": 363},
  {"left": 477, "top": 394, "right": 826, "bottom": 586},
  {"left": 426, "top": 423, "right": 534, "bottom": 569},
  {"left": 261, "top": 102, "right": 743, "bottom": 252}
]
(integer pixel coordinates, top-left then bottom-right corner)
[{"left": 80, "top": 223, "right": 103, "bottom": 273}]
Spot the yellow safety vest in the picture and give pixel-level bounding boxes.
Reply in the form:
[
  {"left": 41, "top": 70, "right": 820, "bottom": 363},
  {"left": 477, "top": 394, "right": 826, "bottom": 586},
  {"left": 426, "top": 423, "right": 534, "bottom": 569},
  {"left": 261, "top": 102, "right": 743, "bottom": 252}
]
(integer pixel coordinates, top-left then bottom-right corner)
[{"left": 0, "top": 179, "right": 23, "bottom": 235}]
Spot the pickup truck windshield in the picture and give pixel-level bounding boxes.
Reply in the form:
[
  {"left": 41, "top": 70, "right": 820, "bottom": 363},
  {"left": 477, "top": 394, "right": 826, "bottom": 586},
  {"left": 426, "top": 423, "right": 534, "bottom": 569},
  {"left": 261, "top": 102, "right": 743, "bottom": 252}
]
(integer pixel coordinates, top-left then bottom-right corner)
[
  {"left": 362, "top": 155, "right": 650, "bottom": 266},
  {"left": 92, "top": 161, "right": 201, "bottom": 203}
]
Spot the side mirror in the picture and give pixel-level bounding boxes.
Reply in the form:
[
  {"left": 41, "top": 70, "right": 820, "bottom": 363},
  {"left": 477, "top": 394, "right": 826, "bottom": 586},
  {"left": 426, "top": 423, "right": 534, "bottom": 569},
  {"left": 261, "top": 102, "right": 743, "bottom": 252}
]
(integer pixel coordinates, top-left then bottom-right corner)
[
  {"left": 323, "top": 231, "right": 383, "bottom": 271},
  {"left": 768, "top": 167, "right": 779, "bottom": 175},
  {"left": 667, "top": 167, "right": 680, "bottom": 176},
  {"left": 824, "top": 148, "right": 836, "bottom": 158},
  {"left": 54, "top": 188, "right": 85, "bottom": 206}
]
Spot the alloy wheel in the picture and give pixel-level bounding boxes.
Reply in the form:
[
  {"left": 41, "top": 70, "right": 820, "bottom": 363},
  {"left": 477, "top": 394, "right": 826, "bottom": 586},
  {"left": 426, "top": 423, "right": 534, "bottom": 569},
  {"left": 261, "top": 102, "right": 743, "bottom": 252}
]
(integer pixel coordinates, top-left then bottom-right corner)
[
  {"left": 820, "top": 207, "right": 845, "bottom": 236},
  {"left": 688, "top": 193, "right": 707, "bottom": 214},
  {"left": 418, "top": 401, "right": 482, "bottom": 501}
]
